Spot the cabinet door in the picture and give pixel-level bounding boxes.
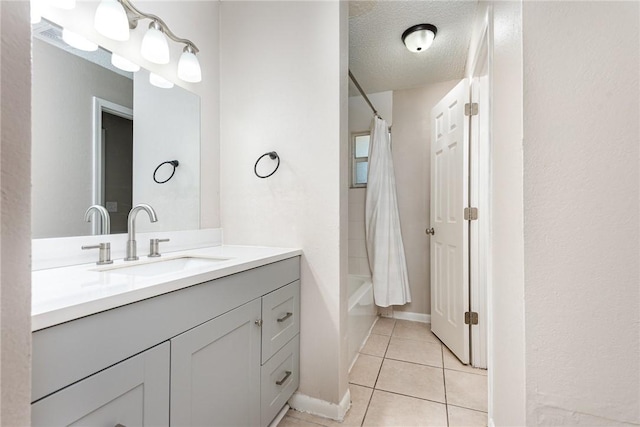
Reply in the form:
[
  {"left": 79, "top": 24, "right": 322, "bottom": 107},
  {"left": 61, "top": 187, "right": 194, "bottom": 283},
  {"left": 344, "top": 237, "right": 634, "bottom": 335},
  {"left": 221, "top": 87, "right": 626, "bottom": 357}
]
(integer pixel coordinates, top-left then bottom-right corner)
[
  {"left": 31, "top": 342, "right": 169, "bottom": 427},
  {"left": 171, "top": 299, "right": 262, "bottom": 427}
]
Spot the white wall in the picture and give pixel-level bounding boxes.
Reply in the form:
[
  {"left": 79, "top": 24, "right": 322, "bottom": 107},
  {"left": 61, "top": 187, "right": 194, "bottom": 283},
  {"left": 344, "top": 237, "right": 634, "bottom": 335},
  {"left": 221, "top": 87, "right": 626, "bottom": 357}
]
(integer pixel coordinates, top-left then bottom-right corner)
[
  {"left": 31, "top": 39, "right": 133, "bottom": 238},
  {"left": 467, "top": 2, "right": 527, "bottom": 425},
  {"left": 220, "top": 0, "right": 349, "bottom": 410},
  {"left": 348, "top": 91, "right": 391, "bottom": 278},
  {"left": 39, "top": 0, "right": 221, "bottom": 228},
  {"left": 522, "top": 2, "right": 639, "bottom": 425},
  {"left": 133, "top": 70, "right": 200, "bottom": 233},
  {"left": 0, "top": 1, "right": 32, "bottom": 424}
]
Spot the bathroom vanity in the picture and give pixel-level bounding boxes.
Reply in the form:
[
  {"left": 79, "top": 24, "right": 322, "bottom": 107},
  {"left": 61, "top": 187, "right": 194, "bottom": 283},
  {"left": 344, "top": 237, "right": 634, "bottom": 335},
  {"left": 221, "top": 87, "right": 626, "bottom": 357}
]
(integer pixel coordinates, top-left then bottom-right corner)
[{"left": 31, "top": 246, "right": 301, "bottom": 427}]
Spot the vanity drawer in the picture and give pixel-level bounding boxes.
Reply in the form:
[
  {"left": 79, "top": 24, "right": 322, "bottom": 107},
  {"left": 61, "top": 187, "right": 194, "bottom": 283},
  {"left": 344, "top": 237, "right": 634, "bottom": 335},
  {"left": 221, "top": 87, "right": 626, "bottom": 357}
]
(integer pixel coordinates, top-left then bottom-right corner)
[
  {"left": 261, "top": 335, "right": 299, "bottom": 426},
  {"left": 261, "top": 280, "right": 300, "bottom": 363}
]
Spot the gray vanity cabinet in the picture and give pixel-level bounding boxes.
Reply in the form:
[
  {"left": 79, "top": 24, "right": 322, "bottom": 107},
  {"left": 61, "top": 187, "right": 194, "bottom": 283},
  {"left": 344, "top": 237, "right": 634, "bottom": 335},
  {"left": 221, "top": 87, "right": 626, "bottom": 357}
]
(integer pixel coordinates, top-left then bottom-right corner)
[
  {"left": 170, "top": 299, "right": 262, "bottom": 426},
  {"left": 31, "top": 342, "right": 170, "bottom": 427},
  {"left": 31, "top": 256, "right": 301, "bottom": 427}
]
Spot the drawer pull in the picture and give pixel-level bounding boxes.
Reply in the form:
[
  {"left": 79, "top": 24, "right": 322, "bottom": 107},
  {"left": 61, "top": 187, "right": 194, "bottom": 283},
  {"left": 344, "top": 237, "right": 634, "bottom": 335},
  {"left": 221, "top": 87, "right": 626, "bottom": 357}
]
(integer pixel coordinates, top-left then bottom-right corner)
[
  {"left": 276, "top": 370, "right": 292, "bottom": 386},
  {"left": 277, "top": 312, "right": 293, "bottom": 323}
]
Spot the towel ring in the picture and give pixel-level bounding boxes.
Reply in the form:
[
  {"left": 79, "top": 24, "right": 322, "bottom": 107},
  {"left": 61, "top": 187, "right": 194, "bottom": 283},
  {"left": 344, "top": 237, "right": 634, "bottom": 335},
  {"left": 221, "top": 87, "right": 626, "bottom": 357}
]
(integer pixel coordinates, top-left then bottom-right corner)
[
  {"left": 254, "top": 151, "right": 280, "bottom": 179},
  {"left": 153, "top": 160, "right": 179, "bottom": 184}
]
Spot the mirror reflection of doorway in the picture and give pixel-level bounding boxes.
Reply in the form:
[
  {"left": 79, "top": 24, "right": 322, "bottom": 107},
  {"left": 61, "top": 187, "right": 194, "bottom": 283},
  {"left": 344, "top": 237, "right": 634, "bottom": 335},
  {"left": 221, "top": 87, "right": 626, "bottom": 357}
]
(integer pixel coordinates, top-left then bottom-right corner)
[{"left": 102, "top": 111, "right": 133, "bottom": 234}]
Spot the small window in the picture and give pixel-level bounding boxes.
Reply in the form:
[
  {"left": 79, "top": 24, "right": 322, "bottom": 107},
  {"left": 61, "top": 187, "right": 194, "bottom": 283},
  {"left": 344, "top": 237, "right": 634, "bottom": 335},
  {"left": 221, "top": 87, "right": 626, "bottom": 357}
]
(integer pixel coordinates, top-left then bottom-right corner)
[{"left": 351, "top": 132, "right": 370, "bottom": 187}]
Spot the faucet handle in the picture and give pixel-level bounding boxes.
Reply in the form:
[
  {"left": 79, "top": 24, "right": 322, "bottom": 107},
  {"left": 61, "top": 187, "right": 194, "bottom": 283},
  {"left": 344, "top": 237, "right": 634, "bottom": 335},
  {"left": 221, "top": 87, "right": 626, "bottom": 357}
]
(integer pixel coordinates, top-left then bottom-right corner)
[
  {"left": 149, "top": 238, "right": 170, "bottom": 258},
  {"left": 82, "top": 242, "right": 113, "bottom": 265}
]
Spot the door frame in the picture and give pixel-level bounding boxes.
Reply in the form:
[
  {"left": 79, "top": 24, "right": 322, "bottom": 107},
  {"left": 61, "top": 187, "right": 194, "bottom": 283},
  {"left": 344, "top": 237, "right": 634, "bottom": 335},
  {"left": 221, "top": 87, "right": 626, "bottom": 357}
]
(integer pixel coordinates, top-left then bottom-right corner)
[
  {"left": 91, "top": 97, "right": 133, "bottom": 235},
  {"left": 468, "top": 15, "right": 491, "bottom": 370}
]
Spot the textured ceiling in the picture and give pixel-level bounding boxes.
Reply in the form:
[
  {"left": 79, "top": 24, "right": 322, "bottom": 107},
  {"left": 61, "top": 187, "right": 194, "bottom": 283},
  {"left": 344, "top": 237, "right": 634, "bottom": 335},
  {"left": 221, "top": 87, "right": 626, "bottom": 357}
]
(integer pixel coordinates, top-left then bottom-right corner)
[{"left": 349, "top": 1, "right": 478, "bottom": 95}]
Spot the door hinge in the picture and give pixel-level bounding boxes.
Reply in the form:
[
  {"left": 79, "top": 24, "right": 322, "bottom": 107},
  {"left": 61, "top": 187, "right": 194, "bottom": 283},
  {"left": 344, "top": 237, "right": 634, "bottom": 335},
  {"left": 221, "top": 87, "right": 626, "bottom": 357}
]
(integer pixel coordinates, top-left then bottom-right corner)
[
  {"left": 464, "top": 102, "right": 478, "bottom": 116},
  {"left": 464, "top": 207, "right": 479, "bottom": 221},
  {"left": 465, "top": 311, "right": 479, "bottom": 325}
]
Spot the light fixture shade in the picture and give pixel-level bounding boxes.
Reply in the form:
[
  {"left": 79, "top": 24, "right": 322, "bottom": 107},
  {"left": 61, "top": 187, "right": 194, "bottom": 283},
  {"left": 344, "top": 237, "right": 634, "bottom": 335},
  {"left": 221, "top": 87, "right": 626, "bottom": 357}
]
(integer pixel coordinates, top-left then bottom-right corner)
[
  {"left": 51, "top": 0, "right": 76, "bottom": 9},
  {"left": 62, "top": 29, "right": 98, "bottom": 52},
  {"left": 94, "top": 0, "right": 130, "bottom": 42},
  {"left": 149, "top": 73, "right": 174, "bottom": 89},
  {"left": 402, "top": 24, "right": 437, "bottom": 53},
  {"left": 177, "top": 48, "right": 202, "bottom": 83},
  {"left": 111, "top": 53, "right": 140, "bottom": 72},
  {"left": 141, "top": 23, "right": 170, "bottom": 64}
]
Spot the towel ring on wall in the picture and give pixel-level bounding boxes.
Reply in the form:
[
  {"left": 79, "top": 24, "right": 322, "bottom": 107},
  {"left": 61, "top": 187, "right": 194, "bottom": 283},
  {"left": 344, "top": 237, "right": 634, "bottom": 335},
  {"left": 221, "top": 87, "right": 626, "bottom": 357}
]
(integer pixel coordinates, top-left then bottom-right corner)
[
  {"left": 153, "top": 160, "right": 179, "bottom": 184},
  {"left": 254, "top": 151, "right": 280, "bottom": 179}
]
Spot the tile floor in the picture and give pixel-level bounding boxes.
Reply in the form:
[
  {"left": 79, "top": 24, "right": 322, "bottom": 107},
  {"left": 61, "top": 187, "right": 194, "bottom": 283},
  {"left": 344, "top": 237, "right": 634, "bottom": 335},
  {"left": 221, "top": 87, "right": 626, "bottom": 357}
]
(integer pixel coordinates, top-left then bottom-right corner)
[{"left": 279, "top": 317, "right": 487, "bottom": 427}]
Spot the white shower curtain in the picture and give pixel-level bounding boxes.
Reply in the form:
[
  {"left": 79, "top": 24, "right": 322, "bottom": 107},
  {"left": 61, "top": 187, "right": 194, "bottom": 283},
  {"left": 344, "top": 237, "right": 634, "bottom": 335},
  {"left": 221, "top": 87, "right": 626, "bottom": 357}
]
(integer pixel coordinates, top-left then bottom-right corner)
[{"left": 365, "top": 116, "right": 411, "bottom": 307}]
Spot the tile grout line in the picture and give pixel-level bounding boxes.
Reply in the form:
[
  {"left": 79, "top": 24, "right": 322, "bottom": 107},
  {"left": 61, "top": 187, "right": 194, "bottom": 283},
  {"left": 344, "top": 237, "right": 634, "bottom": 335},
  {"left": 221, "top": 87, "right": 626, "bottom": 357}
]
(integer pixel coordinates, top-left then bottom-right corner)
[{"left": 442, "top": 344, "right": 450, "bottom": 427}]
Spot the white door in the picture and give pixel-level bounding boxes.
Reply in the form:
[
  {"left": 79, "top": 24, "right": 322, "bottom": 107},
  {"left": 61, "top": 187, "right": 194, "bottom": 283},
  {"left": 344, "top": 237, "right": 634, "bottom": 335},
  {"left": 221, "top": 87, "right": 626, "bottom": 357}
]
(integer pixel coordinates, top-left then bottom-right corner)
[{"left": 430, "top": 79, "right": 470, "bottom": 364}]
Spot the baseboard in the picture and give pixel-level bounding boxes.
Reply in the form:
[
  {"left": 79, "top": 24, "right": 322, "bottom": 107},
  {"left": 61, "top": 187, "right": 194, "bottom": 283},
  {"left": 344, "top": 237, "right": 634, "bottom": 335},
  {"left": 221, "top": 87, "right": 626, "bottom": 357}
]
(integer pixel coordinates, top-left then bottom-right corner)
[
  {"left": 288, "top": 388, "right": 351, "bottom": 422},
  {"left": 393, "top": 311, "right": 431, "bottom": 324},
  {"left": 268, "top": 404, "right": 289, "bottom": 427}
]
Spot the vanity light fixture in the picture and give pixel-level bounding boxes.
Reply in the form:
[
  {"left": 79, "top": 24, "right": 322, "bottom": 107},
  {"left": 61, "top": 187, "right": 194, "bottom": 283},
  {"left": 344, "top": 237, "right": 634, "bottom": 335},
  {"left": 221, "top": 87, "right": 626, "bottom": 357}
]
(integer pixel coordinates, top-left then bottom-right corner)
[
  {"left": 149, "top": 72, "right": 174, "bottom": 89},
  {"left": 402, "top": 23, "right": 438, "bottom": 53},
  {"left": 93, "top": 0, "right": 202, "bottom": 83},
  {"left": 141, "top": 21, "right": 170, "bottom": 64},
  {"left": 94, "top": 0, "right": 130, "bottom": 41},
  {"left": 62, "top": 29, "right": 98, "bottom": 52},
  {"left": 111, "top": 53, "right": 140, "bottom": 72},
  {"left": 178, "top": 45, "right": 202, "bottom": 83}
]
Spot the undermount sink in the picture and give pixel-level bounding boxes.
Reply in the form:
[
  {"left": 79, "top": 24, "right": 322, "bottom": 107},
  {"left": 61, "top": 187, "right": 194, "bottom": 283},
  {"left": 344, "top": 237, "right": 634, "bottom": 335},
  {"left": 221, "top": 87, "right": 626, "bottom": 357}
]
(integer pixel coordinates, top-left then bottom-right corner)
[{"left": 95, "top": 256, "right": 230, "bottom": 277}]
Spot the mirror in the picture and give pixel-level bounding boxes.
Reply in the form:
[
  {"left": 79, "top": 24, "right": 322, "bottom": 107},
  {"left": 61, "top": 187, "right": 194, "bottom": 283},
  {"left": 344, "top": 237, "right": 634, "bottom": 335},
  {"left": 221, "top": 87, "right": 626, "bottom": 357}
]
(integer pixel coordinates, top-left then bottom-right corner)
[{"left": 31, "top": 19, "right": 201, "bottom": 239}]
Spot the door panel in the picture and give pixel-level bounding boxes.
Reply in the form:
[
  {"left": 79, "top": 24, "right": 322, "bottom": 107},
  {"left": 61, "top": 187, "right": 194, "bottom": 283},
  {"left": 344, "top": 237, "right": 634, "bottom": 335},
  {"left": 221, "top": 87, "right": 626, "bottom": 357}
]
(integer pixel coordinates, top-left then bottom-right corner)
[{"left": 430, "top": 79, "right": 470, "bottom": 364}]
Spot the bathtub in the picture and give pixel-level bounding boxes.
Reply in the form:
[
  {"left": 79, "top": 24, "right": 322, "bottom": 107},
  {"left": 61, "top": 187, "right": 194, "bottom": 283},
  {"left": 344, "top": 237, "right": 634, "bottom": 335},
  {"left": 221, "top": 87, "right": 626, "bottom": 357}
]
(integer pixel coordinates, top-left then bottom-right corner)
[{"left": 348, "top": 274, "right": 377, "bottom": 368}]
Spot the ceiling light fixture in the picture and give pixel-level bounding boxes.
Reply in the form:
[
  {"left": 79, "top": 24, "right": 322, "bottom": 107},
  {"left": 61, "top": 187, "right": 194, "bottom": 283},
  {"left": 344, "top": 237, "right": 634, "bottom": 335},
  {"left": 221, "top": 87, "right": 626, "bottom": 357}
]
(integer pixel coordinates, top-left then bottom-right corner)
[
  {"left": 62, "top": 29, "right": 98, "bottom": 52},
  {"left": 93, "top": 0, "right": 202, "bottom": 83},
  {"left": 402, "top": 24, "right": 437, "bottom": 53}
]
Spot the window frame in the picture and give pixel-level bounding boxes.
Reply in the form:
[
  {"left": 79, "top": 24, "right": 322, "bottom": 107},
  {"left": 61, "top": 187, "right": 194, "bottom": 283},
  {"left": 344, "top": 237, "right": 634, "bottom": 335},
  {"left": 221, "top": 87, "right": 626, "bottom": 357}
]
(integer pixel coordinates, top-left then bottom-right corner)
[{"left": 350, "top": 131, "right": 370, "bottom": 188}]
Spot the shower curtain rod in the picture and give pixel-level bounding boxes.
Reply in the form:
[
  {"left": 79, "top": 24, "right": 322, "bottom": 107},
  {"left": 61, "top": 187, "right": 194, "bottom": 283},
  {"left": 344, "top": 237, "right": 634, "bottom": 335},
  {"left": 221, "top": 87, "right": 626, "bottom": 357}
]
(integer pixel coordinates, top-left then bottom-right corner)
[{"left": 349, "top": 70, "right": 383, "bottom": 121}]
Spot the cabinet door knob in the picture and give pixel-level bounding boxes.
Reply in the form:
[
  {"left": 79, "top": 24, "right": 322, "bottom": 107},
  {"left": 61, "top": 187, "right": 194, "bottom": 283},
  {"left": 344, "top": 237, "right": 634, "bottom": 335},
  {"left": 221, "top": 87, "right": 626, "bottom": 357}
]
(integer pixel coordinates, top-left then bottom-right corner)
[
  {"left": 275, "top": 371, "right": 292, "bottom": 386},
  {"left": 255, "top": 319, "right": 263, "bottom": 327}
]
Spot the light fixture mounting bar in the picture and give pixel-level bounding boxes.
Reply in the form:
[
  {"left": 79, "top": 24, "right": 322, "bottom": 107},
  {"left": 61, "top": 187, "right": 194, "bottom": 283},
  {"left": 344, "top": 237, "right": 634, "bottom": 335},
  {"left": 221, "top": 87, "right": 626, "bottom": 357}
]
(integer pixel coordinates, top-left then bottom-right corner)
[{"left": 118, "top": 0, "right": 199, "bottom": 52}]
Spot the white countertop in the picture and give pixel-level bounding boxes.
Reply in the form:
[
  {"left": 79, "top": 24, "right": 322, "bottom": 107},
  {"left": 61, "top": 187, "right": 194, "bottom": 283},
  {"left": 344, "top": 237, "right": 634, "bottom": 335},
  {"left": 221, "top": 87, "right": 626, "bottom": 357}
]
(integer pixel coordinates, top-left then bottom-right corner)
[{"left": 32, "top": 245, "right": 302, "bottom": 332}]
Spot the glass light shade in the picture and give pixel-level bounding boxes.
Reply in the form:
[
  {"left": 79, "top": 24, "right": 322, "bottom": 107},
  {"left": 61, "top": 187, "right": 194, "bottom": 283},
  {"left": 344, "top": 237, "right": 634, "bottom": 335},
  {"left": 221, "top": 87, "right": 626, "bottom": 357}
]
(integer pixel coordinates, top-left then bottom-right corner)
[
  {"left": 111, "top": 53, "right": 140, "bottom": 72},
  {"left": 149, "top": 73, "right": 174, "bottom": 89},
  {"left": 177, "top": 50, "right": 202, "bottom": 83},
  {"left": 94, "top": 0, "right": 130, "bottom": 41},
  {"left": 62, "top": 29, "right": 98, "bottom": 52},
  {"left": 403, "top": 28, "right": 435, "bottom": 53},
  {"left": 51, "top": 0, "right": 76, "bottom": 9},
  {"left": 141, "top": 26, "right": 170, "bottom": 64}
]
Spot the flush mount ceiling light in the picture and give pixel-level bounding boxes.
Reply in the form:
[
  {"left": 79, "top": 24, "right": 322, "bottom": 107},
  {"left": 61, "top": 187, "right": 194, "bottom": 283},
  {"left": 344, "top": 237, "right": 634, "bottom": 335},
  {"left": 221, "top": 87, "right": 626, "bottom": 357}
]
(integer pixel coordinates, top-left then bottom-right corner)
[
  {"left": 62, "top": 29, "right": 98, "bottom": 52},
  {"left": 402, "top": 23, "right": 438, "bottom": 53},
  {"left": 93, "top": 0, "right": 202, "bottom": 83}
]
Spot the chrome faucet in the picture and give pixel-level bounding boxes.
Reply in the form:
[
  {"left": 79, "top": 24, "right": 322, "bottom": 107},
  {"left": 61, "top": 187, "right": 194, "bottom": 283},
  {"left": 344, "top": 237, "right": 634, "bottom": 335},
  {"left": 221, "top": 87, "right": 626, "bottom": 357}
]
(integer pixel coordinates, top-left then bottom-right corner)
[
  {"left": 84, "top": 205, "right": 111, "bottom": 235},
  {"left": 125, "top": 204, "right": 158, "bottom": 261}
]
